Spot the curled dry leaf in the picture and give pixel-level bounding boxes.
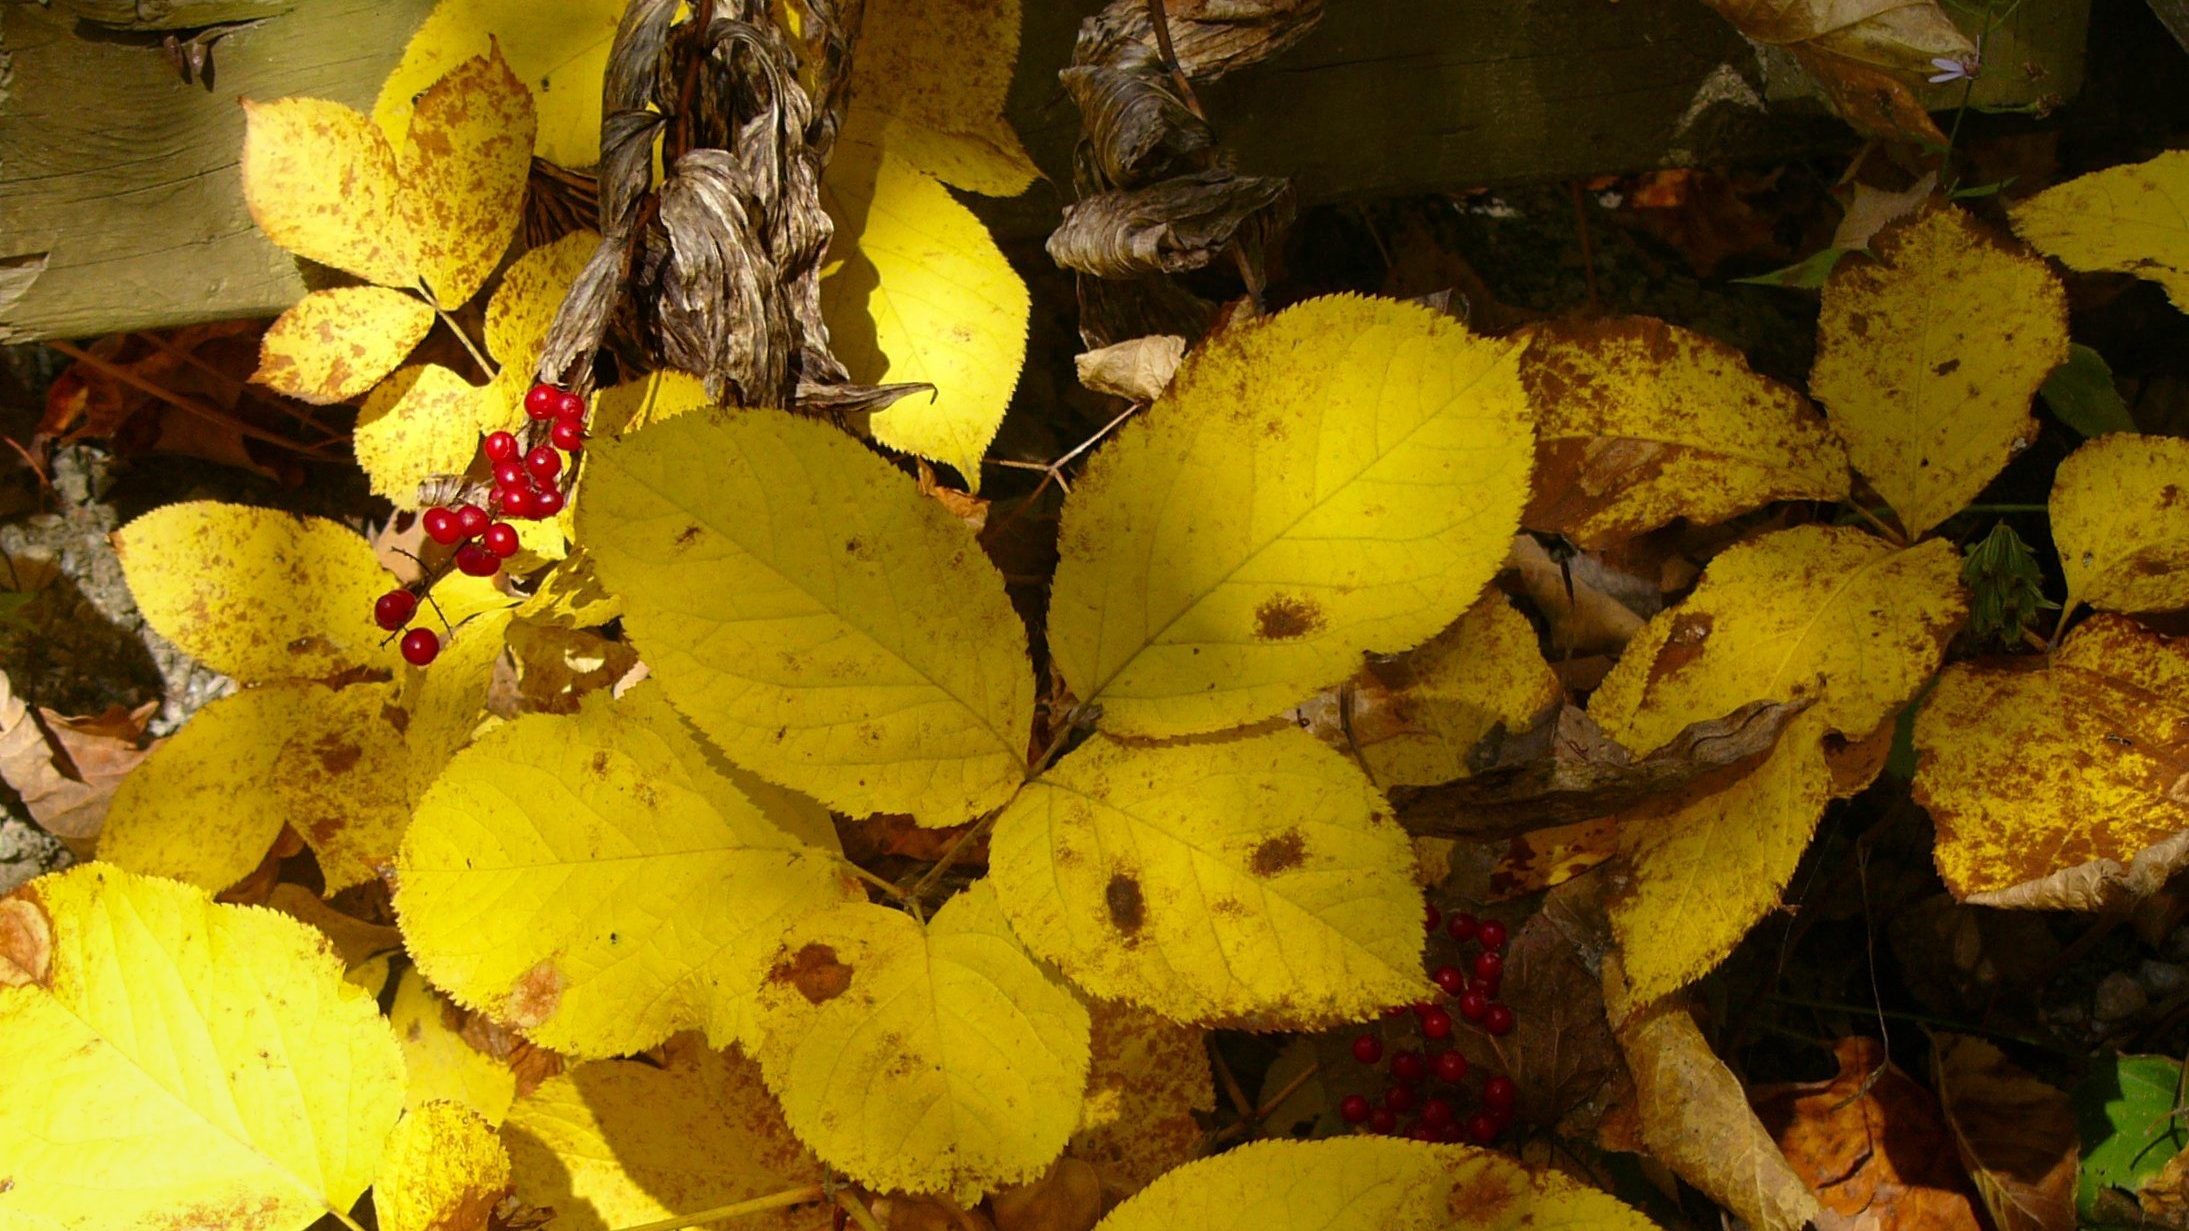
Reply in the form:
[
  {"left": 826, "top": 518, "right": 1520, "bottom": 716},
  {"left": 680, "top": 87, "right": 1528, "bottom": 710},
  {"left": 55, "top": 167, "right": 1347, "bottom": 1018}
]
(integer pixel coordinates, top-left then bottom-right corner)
[
  {"left": 1612, "top": 974, "right": 1824, "bottom": 1231},
  {"left": 993, "top": 1159, "right": 1104, "bottom": 1231},
  {"left": 1049, "top": 170, "right": 1295, "bottom": 279},
  {"left": 1398, "top": 698, "right": 1811, "bottom": 840},
  {"left": 0, "top": 675, "right": 156, "bottom": 847},
  {"left": 1693, "top": 0, "right": 1976, "bottom": 143},
  {"left": 1918, "top": 614, "right": 2189, "bottom": 909},
  {"left": 1505, "top": 534, "right": 1647, "bottom": 657},
  {"left": 1519, "top": 316, "right": 1848, "bottom": 550},
  {"left": 1076, "top": 335, "right": 1186, "bottom": 402},
  {"left": 1933, "top": 1034, "right": 2077, "bottom": 1231},
  {"left": 1472, "top": 909, "right": 1628, "bottom": 1139},
  {"left": 1750, "top": 1036, "right": 1984, "bottom": 1231}
]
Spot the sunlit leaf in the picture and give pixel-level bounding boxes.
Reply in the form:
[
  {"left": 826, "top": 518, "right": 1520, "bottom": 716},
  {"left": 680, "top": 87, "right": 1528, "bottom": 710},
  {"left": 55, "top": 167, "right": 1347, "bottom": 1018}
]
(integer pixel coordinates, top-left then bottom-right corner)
[
  {"left": 822, "top": 144, "right": 1029, "bottom": 490},
  {"left": 845, "top": 0, "right": 1038, "bottom": 196},
  {"left": 991, "top": 727, "right": 1428, "bottom": 1026},
  {"left": 0, "top": 864, "right": 404, "bottom": 1231},
  {"left": 390, "top": 969, "right": 516, "bottom": 1126},
  {"left": 1049, "top": 295, "right": 1534, "bottom": 738},
  {"left": 375, "top": 0, "right": 624, "bottom": 168},
  {"left": 242, "top": 96, "right": 413, "bottom": 287},
  {"left": 396, "top": 48, "right": 535, "bottom": 309},
  {"left": 373, "top": 1101, "right": 513, "bottom": 1231},
  {"left": 355, "top": 365, "right": 487, "bottom": 508},
  {"left": 396, "top": 685, "right": 860, "bottom": 1057},
  {"left": 581, "top": 409, "right": 1036, "bottom": 824},
  {"left": 751, "top": 882, "right": 1090, "bottom": 1196},
  {"left": 1810, "top": 205, "right": 2068, "bottom": 537},
  {"left": 254, "top": 285, "right": 436, "bottom": 405}
]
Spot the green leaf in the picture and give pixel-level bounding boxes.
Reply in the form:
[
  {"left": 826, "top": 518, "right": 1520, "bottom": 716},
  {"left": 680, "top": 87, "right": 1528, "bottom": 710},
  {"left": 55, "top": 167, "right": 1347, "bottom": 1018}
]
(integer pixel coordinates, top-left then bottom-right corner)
[
  {"left": 2041, "top": 344, "right": 2136, "bottom": 439},
  {"left": 1731, "top": 247, "right": 1848, "bottom": 288},
  {"left": 2076, "top": 1054, "right": 2189, "bottom": 1226}
]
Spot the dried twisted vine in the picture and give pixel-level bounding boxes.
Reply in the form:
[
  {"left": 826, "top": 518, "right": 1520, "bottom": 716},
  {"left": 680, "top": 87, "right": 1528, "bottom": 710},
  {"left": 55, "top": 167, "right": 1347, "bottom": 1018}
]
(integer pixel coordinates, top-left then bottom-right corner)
[{"left": 537, "top": 0, "right": 921, "bottom": 414}]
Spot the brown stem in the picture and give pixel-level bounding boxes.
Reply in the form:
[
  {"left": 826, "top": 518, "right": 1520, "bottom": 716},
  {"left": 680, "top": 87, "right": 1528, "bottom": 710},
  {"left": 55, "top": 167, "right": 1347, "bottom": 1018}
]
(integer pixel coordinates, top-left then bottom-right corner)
[{"left": 44, "top": 339, "right": 334, "bottom": 460}]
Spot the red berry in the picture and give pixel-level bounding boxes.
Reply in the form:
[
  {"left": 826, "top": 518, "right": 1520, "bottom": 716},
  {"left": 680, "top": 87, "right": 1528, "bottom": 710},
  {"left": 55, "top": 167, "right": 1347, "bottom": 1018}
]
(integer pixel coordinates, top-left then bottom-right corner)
[
  {"left": 1369, "top": 1107, "right": 1397, "bottom": 1134},
  {"left": 400, "top": 628, "right": 440, "bottom": 666},
  {"left": 1465, "top": 1111, "right": 1498, "bottom": 1145},
  {"left": 1381, "top": 1005, "right": 1408, "bottom": 1019},
  {"left": 1424, "top": 903, "right": 1441, "bottom": 933},
  {"left": 1487, "top": 1102, "right": 1515, "bottom": 1130},
  {"left": 1411, "top": 1001, "right": 1436, "bottom": 1019},
  {"left": 1351, "top": 1035, "right": 1384, "bottom": 1065},
  {"left": 373, "top": 588, "right": 417, "bottom": 631},
  {"left": 550, "top": 418, "right": 585, "bottom": 452},
  {"left": 1432, "top": 964, "right": 1466, "bottom": 996},
  {"left": 1421, "top": 1006, "right": 1453, "bottom": 1040},
  {"left": 483, "top": 431, "right": 519, "bottom": 463},
  {"left": 1384, "top": 1083, "right": 1416, "bottom": 1113},
  {"left": 1473, "top": 951, "right": 1504, "bottom": 982},
  {"left": 1390, "top": 1050, "right": 1426, "bottom": 1084},
  {"left": 1484, "top": 1004, "right": 1515, "bottom": 1036},
  {"left": 422, "top": 506, "right": 462, "bottom": 545},
  {"left": 455, "top": 543, "right": 500, "bottom": 577},
  {"left": 1474, "top": 974, "right": 1501, "bottom": 999},
  {"left": 525, "top": 445, "right": 563, "bottom": 482},
  {"left": 525, "top": 383, "right": 559, "bottom": 420},
  {"left": 1483, "top": 1075, "right": 1516, "bottom": 1111},
  {"left": 456, "top": 503, "right": 490, "bottom": 537},
  {"left": 483, "top": 522, "right": 520, "bottom": 558},
  {"left": 1457, "top": 989, "right": 1489, "bottom": 1022},
  {"left": 532, "top": 487, "right": 565, "bottom": 518},
  {"left": 553, "top": 389, "right": 586, "bottom": 419},
  {"left": 1418, "top": 1098, "right": 1454, "bottom": 1130},
  {"left": 1446, "top": 912, "right": 1478, "bottom": 943},
  {"left": 499, "top": 486, "right": 536, "bottom": 519},
  {"left": 1406, "top": 1122, "right": 1438, "bottom": 1141},
  {"left": 1432, "top": 1050, "right": 1468, "bottom": 1083},
  {"left": 1478, "top": 918, "right": 1509, "bottom": 950},
  {"left": 493, "top": 460, "right": 526, "bottom": 490},
  {"left": 1339, "top": 1093, "right": 1372, "bottom": 1124}
]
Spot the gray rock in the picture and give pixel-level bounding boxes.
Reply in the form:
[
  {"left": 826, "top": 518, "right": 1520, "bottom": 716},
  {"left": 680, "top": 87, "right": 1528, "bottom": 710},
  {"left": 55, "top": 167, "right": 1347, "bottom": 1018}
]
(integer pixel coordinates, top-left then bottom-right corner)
[
  {"left": 2140, "top": 960, "right": 2189, "bottom": 997},
  {"left": 2096, "top": 971, "right": 2150, "bottom": 1022}
]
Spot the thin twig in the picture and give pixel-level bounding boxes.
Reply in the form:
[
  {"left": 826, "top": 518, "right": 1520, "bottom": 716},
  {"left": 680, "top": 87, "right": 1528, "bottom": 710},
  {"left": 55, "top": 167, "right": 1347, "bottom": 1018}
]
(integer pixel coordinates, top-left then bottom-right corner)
[
  {"left": 609, "top": 1185, "right": 827, "bottom": 1231},
  {"left": 1144, "top": 0, "right": 1204, "bottom": 120},
  {"left": 833, "top": 1191, "right": 885, "bottom": 1231},
  {"left": 44, "top": 339, "right": 334, "bottom": 459},
  {"left": 1845, "top": 501, "right": 1907, "bottom": 546},
  {"left": 904, "top": 815, "right": 997, "bottom": 909},
  {"left": 842, "top": 861, "right": 908, "bottom": 903},
  {"left": 432, "top": 301, "right": 499, "bottom": 382},
  {"left": 131, "top": 330, "right": 337, "bottom": 443},
  {"left": 1207, "top": 1037, "right": 1254, "bottom": 1120}
]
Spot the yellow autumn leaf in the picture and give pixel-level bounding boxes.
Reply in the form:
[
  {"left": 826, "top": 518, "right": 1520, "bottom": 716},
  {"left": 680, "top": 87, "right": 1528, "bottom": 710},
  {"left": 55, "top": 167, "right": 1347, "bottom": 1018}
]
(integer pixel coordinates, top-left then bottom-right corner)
[
  {"left": 391, "top": 969, "right": 517, "bottom": 1125},
  {"left": 115, "top": 502, "right": 397, "bottom": 683},
  {"left": 1589, "top": 525, "right": 1966, "bottom": 756},
  {"left": 1293, "top": 592, "right": 1562, "bottom": 789},
  {"left": 396, "top": 685, "right": 860, "bottom": 1058},
  {"left": 1609, "top": 709, "right": 1833, "bottom": 1005},
  {"left": 376, "top": 0, "right": 624, "bottom": 168},
  {"left": 374, "top": 1101, "right": 513, "bottom": 1231},
  {"left": 590, "top": 367, "right": 714, "bottom": 437},
  {"left": 502, "top": 1039, "right": 825, "bottom": 1231},
  {"left": 98, "top": 684, "right": 318, "bottom": 893},
  {"left": 581, "top": 409, "right": 1036, "bottom": 824},
  {"left": 1049, "top": 295, "right": 1534, "bottom": 738},
  {"left": 1519, "top": 315, "right": 1848, "bottom": 548},
  {"left": 1089, "top": 1137, "right": 1658, "bottom": 1231},
  {"left": 398, "top": 48, "right": 535, "bottom": 309},
  {"left": 356, "top": 364, "right": 486, "bottom": 510},
  {"left": 822, "top": 144, "right": 1029, "bottom": 490},
  {"left": 752, "top": 882, "right": 1091, "bottom": 1196},
  {"left": 2009, "top": 149, "right": 2189, "bottom": 312},
  {"left": 278, "top": 607, "right": 511, "bottom": 892},
  {"left": 480, "top": 231, "right": 602, "bottom": 436},
  {"left": 845, "top": 0, "right": 1038, "bottom": 196},
  {"left": 991, "top": 727, "right": 1428, "bottom": 1026},
  {"left": 1919, "top": 614, "right": 2189, "bottom": 909},
  {"left": 0, "top": 863, "right": 404, "bottom": 1231},
  {"left": 513, "top": 547, "right": 623, "bottom": 627},
  {"left": 255, "top": 285, "right": 437, "bottom": 404},
  {"left": 1810, "top": 204, "right": 2069, "bottom": 537},
  {"left": 1070, "top": 1001, "right": 1215, "bottom": 1203},
  {"left": 242, "top": 95, "right": 413, "bottom": 287},
  {"left": 2051, "top": 433, "right": 2189, "bottom": 616}
]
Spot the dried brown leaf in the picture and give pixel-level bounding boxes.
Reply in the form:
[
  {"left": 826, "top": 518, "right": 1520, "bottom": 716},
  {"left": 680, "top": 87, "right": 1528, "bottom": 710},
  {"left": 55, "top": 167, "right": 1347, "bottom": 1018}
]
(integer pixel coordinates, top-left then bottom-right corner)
[
  {"left": 0, "top": 674, "right": 158, "bottom": 846},
  {"left": 1934, "top": 1035, "right": 2077, "bottom": 1231}
]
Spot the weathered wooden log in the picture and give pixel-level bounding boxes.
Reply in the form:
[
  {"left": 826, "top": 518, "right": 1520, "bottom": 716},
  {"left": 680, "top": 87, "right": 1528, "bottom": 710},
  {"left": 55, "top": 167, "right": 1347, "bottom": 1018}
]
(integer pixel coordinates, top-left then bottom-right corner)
[{"left": 0, "top": 0, "right": 2086, "bottom": 342}]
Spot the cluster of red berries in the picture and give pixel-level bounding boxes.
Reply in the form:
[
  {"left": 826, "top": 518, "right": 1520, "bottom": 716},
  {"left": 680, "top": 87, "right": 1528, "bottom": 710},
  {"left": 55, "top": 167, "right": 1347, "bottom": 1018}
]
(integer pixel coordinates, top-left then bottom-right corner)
[
  {"left": 1336, "top": 906, "right": 1518, "bottom": 1144},
  {"left": 371, "top": 382, "right": 589, "bottom": 666}
]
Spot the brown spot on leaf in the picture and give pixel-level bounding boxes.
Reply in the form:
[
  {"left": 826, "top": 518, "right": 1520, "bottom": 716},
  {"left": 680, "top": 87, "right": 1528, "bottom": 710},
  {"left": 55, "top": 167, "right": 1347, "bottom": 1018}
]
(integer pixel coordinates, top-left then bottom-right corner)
[
  {"left": 1446, "top": 1162, "right": 1525, "bottom": 1224},
  {"left": 504, "top": 959, "right": 565, "bottom": 1028},
  {"left": 1249, "top": 829, "right": 1307, "bottom": 876},
  {"left": 673, "top": 523, "right": 704, "bottom": 548},
  {"left": 0, "top": 895, "right": 53, "bottom": 987},
  {"left": 1106, "top": 873, "right": 1146, "bottom": 935},
  {"left": 315, "top": 739, "right": 362, "bottom": 777},
  {"left": 1254, "top": 595, "right": 1325, "bottom": 641},
  {"left": 589, "top": 751, "right": 611, "bottom": 776},
  {"left": 769, "top": 942, "right": 854, "bottom": 1004},
  {"left": 1933, "top": 358, "right": 1961, "bottom": 377}
]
